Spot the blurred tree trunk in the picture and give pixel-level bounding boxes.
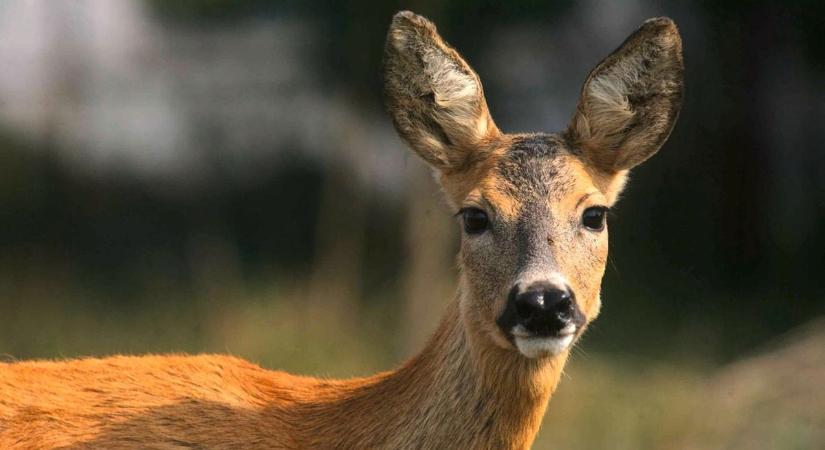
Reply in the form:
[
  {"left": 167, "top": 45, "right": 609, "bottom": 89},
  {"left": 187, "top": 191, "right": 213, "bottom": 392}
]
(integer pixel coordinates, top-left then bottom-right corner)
[
  {"left": 401, "top": 164, "right": 456, "bottom": 355},
  {"left": 307, "top": 107, "right": 369, "bottom": 324}
]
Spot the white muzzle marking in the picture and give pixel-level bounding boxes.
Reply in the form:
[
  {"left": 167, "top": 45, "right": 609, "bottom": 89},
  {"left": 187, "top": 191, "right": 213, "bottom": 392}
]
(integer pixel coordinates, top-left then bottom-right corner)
[{"left": 512, "top": 323, "right": 577, "bottom": 358}]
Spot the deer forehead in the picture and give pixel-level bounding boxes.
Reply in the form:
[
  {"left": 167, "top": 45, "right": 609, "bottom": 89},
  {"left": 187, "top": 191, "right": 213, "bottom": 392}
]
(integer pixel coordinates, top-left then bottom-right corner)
[{"left": 442, "top": 134, "right": 613, "bottom": 221}]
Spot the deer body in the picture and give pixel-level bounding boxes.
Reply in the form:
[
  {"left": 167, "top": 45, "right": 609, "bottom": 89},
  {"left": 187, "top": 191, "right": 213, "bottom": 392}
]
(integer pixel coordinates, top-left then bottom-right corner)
[
  {"left": 0, "top": 11, "right": 683, "bottom": 450},
  {"left": 1, "top": 302, "right": 561, "bottom": 449}
]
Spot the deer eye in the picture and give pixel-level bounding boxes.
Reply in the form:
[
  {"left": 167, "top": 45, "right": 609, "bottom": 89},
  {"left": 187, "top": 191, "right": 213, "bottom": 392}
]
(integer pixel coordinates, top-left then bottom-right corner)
[
  {"left": 461, "top": 208, "right": 489, "bottom": 235},
  {"left": 582, "top": 206, "right": 608, "bottom": 231}
]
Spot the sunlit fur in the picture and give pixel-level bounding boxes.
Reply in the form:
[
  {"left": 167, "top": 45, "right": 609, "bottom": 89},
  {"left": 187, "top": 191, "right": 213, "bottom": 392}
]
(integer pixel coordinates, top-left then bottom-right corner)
[{"left": 0, "top": 11, "right": 683, "bottom": 450}]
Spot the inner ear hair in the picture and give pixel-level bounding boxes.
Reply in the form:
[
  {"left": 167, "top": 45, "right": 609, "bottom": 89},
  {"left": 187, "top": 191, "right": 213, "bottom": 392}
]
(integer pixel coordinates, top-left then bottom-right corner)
[
  {"left": 383, "top": 11, "right": 499, "bottom": 173},
  {"left": 568, "top": 17, "right": 684, "bottom": 173}
]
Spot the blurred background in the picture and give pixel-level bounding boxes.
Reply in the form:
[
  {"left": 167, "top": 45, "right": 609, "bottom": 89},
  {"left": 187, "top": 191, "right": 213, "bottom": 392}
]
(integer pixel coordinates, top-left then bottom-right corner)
[{"left": 1, "top": 0, "right": 823, "bottom": 448}]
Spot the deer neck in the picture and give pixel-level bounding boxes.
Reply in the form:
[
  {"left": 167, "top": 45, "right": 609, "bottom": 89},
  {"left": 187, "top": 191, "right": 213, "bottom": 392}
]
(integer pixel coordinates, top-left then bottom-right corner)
[{"left": 300, "top": 290, "right": 569, "bottom": 450}]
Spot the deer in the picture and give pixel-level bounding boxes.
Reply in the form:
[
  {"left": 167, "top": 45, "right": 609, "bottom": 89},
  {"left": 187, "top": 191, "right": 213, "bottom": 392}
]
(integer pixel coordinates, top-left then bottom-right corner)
[{"left": 0, "top": 11, "right": 683, "bottom": 450}]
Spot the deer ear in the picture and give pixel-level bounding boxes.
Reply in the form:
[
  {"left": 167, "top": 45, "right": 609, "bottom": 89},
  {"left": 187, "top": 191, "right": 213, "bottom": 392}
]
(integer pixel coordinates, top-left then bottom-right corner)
[
  {"left": 383, "top": 11, "right": 499, "bottom": 172},
  {"left": 567, "top": 18, "right": 684, "bottom": 172}
]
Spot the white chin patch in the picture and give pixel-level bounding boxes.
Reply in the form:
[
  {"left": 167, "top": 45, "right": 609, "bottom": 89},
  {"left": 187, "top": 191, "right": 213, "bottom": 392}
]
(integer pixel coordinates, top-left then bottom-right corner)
[{"left": 514, "top": 334, "right": 575, "bottom": 359}]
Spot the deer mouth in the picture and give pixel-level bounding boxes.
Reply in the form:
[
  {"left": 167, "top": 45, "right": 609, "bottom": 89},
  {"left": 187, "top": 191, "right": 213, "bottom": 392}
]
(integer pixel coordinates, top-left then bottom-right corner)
[{"left": 509, "top": 322, "right": 578, "bottom": 358}]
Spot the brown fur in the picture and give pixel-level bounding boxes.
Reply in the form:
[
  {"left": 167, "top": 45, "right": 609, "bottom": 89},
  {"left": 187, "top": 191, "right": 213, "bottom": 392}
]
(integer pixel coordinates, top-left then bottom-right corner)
[
  {"left": 567, "top": 17, "right": 684, "bottom": 172},
  {"left": 0, "top": 11, "right": 683, "bottom": 449},
  {"left": 383, "top": 11, "right": 501, "bottom": 171},
  {"left": 0, "top": 303, "right": 560, "bottom": 449}
]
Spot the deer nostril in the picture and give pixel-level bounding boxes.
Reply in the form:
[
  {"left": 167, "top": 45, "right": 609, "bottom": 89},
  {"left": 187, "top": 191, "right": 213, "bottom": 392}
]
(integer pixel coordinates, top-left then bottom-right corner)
[
  {"left": 502, "top": 282, "right": 579, "bottom": 338},
  {"left": 512, "top": 284, "right": 575, "bottom": 324},
  {"left": 515, "top": 291, "right": 545, "bottom": 320},
  {"left": 554, "top": 295, "right": 573, "bottom": 320}
]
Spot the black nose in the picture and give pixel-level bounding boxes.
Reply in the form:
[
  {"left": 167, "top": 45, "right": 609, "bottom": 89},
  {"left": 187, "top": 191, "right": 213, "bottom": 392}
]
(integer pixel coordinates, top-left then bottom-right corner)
[{"left": 512, "top": 283, "right": 575, "bottom": 333}]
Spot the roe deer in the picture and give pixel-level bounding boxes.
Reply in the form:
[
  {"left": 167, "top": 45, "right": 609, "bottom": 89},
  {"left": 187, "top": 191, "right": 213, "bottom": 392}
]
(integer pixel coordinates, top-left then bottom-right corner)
[{"left": 0, "top": 11, "right": 683, "bottom": 450}]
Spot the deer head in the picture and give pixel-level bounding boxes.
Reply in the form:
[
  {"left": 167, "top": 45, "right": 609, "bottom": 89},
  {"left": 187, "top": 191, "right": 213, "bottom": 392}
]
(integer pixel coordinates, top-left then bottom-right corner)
[{"left": 384, "top": 12, "right": 683, "bottom": 359}]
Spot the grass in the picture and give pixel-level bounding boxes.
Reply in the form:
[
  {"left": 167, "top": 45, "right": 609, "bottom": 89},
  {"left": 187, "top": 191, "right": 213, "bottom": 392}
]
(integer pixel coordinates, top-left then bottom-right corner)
[
  {"left": 0, "top": 275, "right": 396, "bottom": 377},
  {"left": 535, "top": 356, "right": 706, "bottom": 449}
]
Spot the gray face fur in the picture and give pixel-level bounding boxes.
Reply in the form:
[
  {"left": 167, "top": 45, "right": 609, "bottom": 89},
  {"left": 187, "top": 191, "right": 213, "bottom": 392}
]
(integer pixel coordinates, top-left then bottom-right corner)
[
  {"left": 454, "top": 134, "right": 611, "bottom": 357},
  {"left": 383, "top": 12, "right": 683, "bottom": 358}
]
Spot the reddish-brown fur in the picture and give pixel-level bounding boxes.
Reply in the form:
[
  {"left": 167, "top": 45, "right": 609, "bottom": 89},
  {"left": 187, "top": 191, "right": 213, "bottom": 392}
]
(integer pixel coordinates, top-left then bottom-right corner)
[
  {"left": 0, "top": 11, "right": 683, "bottom": 450},
  {"left": 1, "top": 304, "right": 561, "bottom": 449}
]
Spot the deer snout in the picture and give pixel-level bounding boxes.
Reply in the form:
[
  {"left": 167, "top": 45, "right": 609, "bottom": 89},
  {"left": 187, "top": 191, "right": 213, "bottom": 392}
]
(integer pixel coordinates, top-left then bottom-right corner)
[
  {"left": 510, "top": 282, "right": 579, "bottom": 337},
  {"left": 514, "top": 285, "right": 573, "bottom": 325},
  {"left": 496, "top": 279, "right": 587, "bottom": 357}
]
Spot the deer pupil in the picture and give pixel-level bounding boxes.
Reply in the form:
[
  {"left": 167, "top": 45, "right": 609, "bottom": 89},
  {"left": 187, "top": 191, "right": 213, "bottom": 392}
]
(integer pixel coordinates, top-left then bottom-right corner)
[
  {"left": 462, "top": 208, "right": 488, "bottom": 234},
  {"left": 582, "top": 207, "right": 607, "bottom": 231}
]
